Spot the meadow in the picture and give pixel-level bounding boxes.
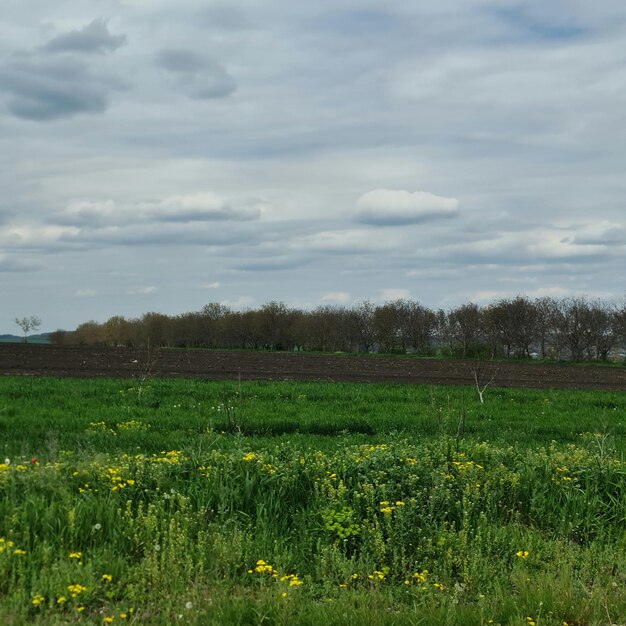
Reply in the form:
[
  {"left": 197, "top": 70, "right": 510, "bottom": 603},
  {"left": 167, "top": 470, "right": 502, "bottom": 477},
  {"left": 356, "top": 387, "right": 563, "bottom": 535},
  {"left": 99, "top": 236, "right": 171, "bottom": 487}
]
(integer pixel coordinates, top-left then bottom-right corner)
[{"left": 0, "top": 376, "right": 624, "bottom": 625}]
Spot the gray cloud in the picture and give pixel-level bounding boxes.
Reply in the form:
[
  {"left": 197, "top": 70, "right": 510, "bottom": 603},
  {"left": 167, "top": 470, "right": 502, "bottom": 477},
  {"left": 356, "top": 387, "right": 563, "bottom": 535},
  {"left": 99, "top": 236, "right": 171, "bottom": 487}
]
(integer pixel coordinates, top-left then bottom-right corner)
[
  {"left": 355, "top": 189, "right": 459, "bottom": 225},
  {"left": 0, "top": 206, "right": 14, "bottom": 224},
  {"left": 197, "top": 4, "right": 251, "bottom": 30},
  {"left": 155, "top": 48, "right": 236, "bottom": 99},
  {"left": 3, "top": 1, "right": 626, "bottom": 331},
  {"left": 56, "top": 222, "right": 260, "bottom": 248},
  {"left": 571, "top": 221, "right": 626, "bottom": 245},
  {"left": 233, "top": 256, "right": 313, "bottom": 272},
  {"left": 0, "top": 53, "right": 123, "bottom": 121},
  {"left": 0, "top": 254, "right": 41, "bottom": 272},
  {"left": 42, "top": 18, "right": 127, "bottom": 55},
  {"left": 51, "top": 193, "right": 261, "bottom": 228}
]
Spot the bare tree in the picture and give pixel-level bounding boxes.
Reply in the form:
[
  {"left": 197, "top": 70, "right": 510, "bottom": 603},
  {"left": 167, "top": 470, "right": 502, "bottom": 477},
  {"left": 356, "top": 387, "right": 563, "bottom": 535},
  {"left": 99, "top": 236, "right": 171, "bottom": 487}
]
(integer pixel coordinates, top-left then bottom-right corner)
[
  {"left": 470, "top": 358, "right": 498, "bottom": 404},
  {"left": 14, "top": 316, "right": 42, "bottom": 342}
]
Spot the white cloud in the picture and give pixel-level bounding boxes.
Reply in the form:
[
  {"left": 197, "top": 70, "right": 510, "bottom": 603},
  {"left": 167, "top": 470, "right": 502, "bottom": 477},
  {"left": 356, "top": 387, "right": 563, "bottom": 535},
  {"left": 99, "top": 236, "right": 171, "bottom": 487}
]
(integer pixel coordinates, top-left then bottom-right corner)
[
  {"left": 380, "top": 288, "right": 410, "bottom": 301},
  {"left": 289, "top": 229, "right": 399, "bottom": 253},
  {"left": 526, "top": 233, "right": 607, "bottom": 259},
  {"left": 199, "top": 281, "right": 221, "bottom": 289},
  {"left": 220, "top": 296, "right": 254, "bottom": 309},
  {"left": 572, "top": 221, "right": 626, "bottom": 245},
  {"left": 468, "top": 290, "right": 500, "bottom": 303},
  {"left": 54, "top": 193, "right": 261, "bottom": 228},
  {"left": 321, "top": 291, "right": 351, "bottom": 304},
  {"left": 125, "top": 286, "right": 157, "bottom": 295},
  {"left": 0, "top": 224, "right": 80, "bottom": 249},
  {"left": 443, "top": 228, "right": 613, "bottom": 263},
  {"left": 75, "top": 289, "right": 98, "bottom": 297},
  {"left": 355, "top": 189, "right": 459, "bottom": 225}
]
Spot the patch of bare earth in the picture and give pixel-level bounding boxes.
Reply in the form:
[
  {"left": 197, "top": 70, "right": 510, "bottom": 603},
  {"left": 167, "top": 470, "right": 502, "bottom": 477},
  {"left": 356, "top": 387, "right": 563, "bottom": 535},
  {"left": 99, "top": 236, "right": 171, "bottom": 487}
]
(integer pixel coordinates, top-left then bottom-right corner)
[{"left": 1, "top": 344, "right": 625, "bottom": 391}]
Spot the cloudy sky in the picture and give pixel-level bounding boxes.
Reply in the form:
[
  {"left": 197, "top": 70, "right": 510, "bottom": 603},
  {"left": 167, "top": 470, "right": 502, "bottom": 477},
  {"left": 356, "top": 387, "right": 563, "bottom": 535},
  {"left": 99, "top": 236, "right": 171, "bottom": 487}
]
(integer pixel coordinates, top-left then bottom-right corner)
[{"left": 2, "top": 0, "right": 626, "bottom": 332}]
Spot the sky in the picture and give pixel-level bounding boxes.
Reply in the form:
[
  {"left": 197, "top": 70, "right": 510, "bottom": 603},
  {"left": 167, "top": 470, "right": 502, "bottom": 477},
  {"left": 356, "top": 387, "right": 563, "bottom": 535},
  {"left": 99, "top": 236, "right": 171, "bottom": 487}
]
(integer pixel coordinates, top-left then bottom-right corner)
[{"left": 1, "top": 0, "right": 626, "bottom": 332}]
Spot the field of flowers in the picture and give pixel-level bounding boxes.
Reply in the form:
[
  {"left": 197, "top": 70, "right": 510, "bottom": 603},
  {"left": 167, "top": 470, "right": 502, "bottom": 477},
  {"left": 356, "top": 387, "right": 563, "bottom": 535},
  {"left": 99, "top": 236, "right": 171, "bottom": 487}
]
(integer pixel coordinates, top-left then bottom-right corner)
[{"left": 0, "top": 377, "right": 625, "bottom": 625}]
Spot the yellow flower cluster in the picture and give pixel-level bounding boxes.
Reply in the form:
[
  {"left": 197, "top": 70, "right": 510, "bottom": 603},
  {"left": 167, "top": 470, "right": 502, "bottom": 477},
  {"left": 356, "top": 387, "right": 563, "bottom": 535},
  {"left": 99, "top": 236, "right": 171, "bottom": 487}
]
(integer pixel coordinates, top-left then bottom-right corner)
[
  {"left": 552, "top": 466, "right": 578, "bottom": 486},
  {"left": 67, "top": 583, "right": 88, "bottom": 598},
  {"left": 240, "top": 452, "right": 278, "bottom": 475},
  {"left": 409, "top": 570, "right": 429, "bottom": 584},
  {"left": 0, "top": 462, "right": 28, "bottom": 476},
  {"left": 353, "top": 443, "right": 388, "bottom": 463},
  {"left": 280, "top": 574, "right": 303, "bottom": 587},
  {"left": 104, "top": 467, "right": 135, "bottom": 492},
  {"left": 249, "top": 559, "right": 278, "bottom": 576},
  {"left": 451, "top": 459, "right": 484, "bottom": 471},
  {"left": 379, "top": 500, "right": 406, "bottom": 515},
  {"left": 248, "top": 560, "right": 303, "bottom": 590},
  {"left": 116, "top": 420, "right": 151, "bottom": 432},
  {"left": 87, "top": 421, "right": 115, "bottom": 435},
  {"left": 198, "top": 465, "right": 211, "bottom": 479},
  {"left": 149, "top": 450, "right": 182, "bottom": 465},
  {"left": 0, "top": 537, "right": 26, "bottom": 555}
]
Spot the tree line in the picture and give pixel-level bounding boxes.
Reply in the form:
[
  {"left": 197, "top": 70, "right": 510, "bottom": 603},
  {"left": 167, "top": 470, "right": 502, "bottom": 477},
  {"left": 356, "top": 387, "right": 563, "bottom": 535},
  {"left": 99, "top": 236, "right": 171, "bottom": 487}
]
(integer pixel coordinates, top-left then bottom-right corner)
[{"left": 50, "top": 296, "right": 626, "bottom": 361}]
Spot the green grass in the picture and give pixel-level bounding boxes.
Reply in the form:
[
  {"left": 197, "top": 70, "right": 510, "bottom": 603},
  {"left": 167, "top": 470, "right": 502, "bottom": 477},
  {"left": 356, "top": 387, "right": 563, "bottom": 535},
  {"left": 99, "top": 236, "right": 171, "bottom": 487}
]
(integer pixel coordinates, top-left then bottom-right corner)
[
  {"left": 1, "top": 376, "right": 625, "bottom": 455},
  {"left": 0, "top": 376, "right": 625, "bottom": 625}
]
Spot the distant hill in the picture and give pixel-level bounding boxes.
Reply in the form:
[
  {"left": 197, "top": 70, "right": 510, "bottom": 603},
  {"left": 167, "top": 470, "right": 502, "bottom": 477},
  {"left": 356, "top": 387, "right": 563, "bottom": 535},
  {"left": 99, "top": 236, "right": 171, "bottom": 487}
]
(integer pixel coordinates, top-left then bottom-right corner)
[{"left": 0, "top": 333, "right": 51, "bottom": 344}]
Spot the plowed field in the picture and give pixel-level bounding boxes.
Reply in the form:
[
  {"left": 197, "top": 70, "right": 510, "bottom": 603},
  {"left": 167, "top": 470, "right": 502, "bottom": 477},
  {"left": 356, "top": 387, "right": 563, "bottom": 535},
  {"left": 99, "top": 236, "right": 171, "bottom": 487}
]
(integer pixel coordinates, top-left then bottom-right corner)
[{"left": 1, "top": 343, "right": 625, "bottom": 391}]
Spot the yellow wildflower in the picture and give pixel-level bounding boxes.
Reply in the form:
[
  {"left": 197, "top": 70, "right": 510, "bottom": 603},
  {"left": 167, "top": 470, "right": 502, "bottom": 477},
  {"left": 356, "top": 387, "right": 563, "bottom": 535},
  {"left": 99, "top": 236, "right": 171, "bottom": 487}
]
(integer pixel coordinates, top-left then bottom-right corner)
[
  {"left": 69, "top": 551, "right": 82, "bottom": 559},
  {"left": 102, "top": 574, "right": 113, "bottom": 582},
  {"left": 516, "top": 550, "right": 529, "bottom": 558},
  {"left": 67, "top": 583, "right": 87, "bottom": 597},
  {"left": 31, "top": 595, "right": 45, "bottom": 606}
]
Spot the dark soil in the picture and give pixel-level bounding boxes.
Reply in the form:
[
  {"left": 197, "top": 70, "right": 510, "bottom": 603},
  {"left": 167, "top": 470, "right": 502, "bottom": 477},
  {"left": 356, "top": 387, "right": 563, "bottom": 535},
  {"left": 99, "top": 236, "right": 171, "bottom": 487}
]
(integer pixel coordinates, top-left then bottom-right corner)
[{"left": 1, "top": 344, "right": 625, "bottom": 391}]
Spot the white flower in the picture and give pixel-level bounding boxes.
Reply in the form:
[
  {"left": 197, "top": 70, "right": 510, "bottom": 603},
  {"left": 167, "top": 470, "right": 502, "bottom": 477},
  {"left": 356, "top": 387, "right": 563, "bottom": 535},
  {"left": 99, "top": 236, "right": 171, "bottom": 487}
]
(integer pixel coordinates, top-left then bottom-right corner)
[
  {"left": 185, "top": 601, "right": 193, "bottom": 610},
  {"left": 93, "top": 523, "right": 102, "bottom": 531},
  {"left": 4, "top": 458, "right": 9, "bottom": 465}
]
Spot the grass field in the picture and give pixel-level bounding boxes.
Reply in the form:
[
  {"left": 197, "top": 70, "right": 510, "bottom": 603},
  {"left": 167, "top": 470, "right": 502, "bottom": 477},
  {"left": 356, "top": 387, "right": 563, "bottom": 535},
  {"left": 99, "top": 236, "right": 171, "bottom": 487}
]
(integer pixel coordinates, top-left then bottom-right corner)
[{"left": 0, "top": 376, "right": 625, "bottom": 625}]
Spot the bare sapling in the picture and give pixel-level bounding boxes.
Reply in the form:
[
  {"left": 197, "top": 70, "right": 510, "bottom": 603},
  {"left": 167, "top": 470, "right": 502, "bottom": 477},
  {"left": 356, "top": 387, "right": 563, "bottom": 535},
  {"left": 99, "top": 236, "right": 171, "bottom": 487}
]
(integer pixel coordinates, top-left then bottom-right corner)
[
  {"left": 470, "top": 357, "right": 498, "bottom": 404},
  {"left": 134, "top": 342, "right": 159, "bottom": 399}
]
